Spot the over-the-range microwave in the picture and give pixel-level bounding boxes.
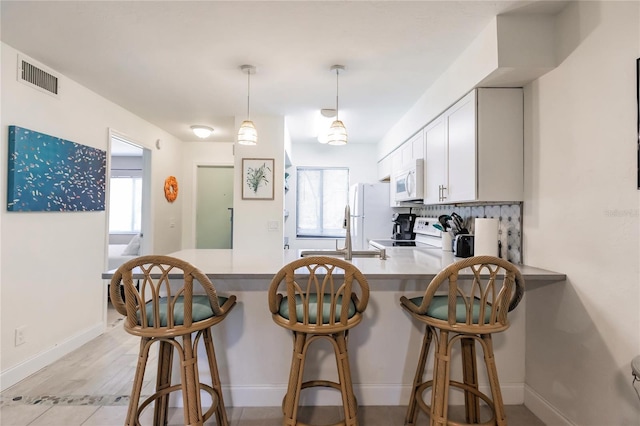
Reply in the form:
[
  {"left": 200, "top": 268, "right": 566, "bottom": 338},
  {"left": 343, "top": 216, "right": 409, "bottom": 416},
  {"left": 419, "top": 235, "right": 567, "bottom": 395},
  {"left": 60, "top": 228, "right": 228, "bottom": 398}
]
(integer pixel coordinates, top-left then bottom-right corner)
[{"left": 394, "top": 159, "right": 424, "bottom": 202}]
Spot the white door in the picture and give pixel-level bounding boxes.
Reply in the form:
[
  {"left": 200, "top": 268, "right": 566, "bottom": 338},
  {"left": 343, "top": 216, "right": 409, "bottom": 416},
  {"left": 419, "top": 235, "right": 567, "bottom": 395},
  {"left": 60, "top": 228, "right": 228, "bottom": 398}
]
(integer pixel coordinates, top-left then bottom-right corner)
[{"left": 196, "top": 166, "right": 234, "bottom": 249}]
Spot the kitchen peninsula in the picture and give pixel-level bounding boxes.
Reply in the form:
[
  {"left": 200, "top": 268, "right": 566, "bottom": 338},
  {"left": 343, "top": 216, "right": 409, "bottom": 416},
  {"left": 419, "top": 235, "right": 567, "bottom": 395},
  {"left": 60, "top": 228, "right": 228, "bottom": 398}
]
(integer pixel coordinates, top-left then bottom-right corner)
[{"left": 103, "top": 248, "right": 565, "bottom": 407}]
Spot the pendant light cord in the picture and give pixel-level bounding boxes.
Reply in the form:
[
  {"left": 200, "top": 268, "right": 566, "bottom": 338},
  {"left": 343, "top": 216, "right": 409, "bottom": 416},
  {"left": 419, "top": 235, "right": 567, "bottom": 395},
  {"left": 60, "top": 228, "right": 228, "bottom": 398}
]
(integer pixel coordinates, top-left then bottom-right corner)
[
  {"left": 246, "top": 70, "right": 251, "bottom": 120},
  {"left": 335, "top": 68, "right": 340, "bottom": 120}
]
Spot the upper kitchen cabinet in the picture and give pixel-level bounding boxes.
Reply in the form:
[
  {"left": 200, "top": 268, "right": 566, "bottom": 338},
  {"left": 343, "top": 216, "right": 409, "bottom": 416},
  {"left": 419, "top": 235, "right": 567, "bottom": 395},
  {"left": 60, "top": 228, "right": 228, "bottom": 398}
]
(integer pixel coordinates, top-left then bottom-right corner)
[
  {"left": 401, "top": 131, "right": 425, "bottom": 168},
  {"left": 377, "top": 154, "right": 392, "bottom": 182},
  {"left": 423, "top": 88, "right": 523, "bottom": 205}
]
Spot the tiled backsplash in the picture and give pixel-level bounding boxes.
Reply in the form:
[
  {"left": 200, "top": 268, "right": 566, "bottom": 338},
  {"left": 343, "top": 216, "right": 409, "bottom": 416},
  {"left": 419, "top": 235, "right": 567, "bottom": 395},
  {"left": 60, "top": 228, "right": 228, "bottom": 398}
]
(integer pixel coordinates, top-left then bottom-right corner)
[{"left": 413, "top": 203, "right": 523, "bottom": 264}]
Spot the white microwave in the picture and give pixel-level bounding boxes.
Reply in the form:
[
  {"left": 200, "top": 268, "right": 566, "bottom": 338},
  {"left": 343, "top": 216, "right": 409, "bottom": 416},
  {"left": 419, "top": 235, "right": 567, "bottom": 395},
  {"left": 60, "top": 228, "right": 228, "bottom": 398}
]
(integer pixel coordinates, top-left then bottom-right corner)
[{"left": 394, "top": 159, "right": 424, "bottom": 202}]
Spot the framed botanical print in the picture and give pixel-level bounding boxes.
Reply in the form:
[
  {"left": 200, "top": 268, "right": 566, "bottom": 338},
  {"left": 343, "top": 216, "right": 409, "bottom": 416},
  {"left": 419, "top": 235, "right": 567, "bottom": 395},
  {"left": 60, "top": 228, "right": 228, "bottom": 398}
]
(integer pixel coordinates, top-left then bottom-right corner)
[{"left": 242, "top": 158, "right": 274, "bottom": 200}]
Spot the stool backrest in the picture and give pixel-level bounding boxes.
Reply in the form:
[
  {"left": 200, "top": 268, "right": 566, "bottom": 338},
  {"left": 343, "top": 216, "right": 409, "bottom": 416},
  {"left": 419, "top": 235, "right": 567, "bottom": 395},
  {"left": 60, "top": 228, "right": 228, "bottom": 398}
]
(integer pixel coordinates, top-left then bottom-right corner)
[
  {"left": 110, "top": 255, "right": 232, "bottom": 334},
  {"left": 268, "top": 256, "right": 370, "bottom": 333},
  {"left": 404, "top": 255, "right": 524, "bottom": 331}
]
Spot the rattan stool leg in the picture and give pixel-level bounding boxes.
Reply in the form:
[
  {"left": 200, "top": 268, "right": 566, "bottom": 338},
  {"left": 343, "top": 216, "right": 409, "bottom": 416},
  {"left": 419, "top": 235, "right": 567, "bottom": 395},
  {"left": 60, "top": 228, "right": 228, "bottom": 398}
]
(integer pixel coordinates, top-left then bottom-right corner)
[
  {"left": 461, "top": 337, "right": 480, "bottom": 424},
  {"left": 335, "top": 332, "right": 357, "bottom": 426},
  {"left": 154, "top": 340, "right": 174, "bottom": 426},
  {"left": 180, "top": 333, "right": 204, "bottom": 426},
  {"left": 202, "top": 328, "right": 229, "bottom": 426},
  {"left": 127, "top": 337, "right": 152, "bottom": 426},
  {"left": 482, "top": 335, "right": 506, "bottom": 426},
  {"left": 283, "top": 332, "right": 307, "bottom": 426},
  {"left": 405, "top": 325, "right": 434, "bottom": 426},
  {"left": 430, "top": 330, "right": 451, "bottom": 426}
]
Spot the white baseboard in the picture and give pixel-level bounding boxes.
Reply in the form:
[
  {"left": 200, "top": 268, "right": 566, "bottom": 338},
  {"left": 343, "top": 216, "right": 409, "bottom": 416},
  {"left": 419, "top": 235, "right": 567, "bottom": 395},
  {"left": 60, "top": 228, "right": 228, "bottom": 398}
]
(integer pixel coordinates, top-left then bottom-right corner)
[
  {"left": 0, "top": 323, "right": 104, "bottom": 392},
  {"left": 524, "top": 385, "right": 575, "bottom": 426},
  {"left": 187, "top": 383, "right": 525, "bottom": 408}
]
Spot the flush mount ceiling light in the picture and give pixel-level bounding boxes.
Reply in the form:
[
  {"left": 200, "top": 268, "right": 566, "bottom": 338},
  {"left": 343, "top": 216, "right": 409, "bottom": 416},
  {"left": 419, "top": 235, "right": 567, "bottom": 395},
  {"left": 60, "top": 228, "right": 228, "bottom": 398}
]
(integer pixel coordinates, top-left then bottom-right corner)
[
  {"left": 190, "top": 125, "right": 214, "bottom": 139},
  {"left": 237, "top": 64, "right": 257, "bottom": 146},
  {"left": 326, "top": 65, "right": 347, "bottom": 146}
]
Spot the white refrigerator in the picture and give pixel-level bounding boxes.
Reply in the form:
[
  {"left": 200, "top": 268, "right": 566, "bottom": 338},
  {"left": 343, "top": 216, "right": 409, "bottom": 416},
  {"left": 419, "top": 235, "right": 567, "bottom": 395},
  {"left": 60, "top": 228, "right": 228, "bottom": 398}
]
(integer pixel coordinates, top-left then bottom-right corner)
[{"left": 349, "top": 183, "right": 394, "bottom": 250}]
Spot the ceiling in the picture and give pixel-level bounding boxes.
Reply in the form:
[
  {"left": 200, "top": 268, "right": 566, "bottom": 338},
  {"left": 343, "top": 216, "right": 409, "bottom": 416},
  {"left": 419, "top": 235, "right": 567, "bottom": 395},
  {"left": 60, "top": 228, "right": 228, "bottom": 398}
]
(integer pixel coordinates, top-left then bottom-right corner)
[{"left": 0, "top": 1, "right": 566, "bottom": 145}]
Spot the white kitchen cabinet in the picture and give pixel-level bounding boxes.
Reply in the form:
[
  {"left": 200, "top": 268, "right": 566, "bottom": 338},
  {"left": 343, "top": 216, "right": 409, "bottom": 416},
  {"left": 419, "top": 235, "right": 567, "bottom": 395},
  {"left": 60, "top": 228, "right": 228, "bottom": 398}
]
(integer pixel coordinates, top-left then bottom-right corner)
[
  {"left": 377, "top": 154, "right": 392, "bottom": 182},
  {"left": 411, "top": 131, "right": 425, "bottom": 162},
  {"left": 423, "top": 88, "right": 523, "bottom": 205},
  {"left": 424, "top": 117, "right": 447, "bottom": 204},
  {"left": 400, "top": 131, "right": 424, "bottom": 168}
]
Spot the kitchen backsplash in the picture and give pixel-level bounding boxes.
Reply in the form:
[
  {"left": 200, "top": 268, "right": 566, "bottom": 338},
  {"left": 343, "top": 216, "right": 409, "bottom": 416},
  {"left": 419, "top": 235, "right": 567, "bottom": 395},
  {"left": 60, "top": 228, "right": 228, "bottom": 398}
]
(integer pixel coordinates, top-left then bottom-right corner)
[{"left": 412, "top": 203, "right": 523, "bottom": 264}]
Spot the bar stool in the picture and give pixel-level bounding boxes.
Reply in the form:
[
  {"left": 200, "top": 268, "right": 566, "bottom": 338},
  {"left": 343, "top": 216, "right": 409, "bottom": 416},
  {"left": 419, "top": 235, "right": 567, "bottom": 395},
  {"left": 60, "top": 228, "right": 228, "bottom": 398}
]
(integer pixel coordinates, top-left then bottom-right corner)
[
  {"left": 399, "top": 256, "right": 524, "bottom": 426},
  {"left": 110, "top": 255, "right": 236, "bottom": 426},
  {"left": 268, "top": 256, "right": 370, "bottom": 426}
]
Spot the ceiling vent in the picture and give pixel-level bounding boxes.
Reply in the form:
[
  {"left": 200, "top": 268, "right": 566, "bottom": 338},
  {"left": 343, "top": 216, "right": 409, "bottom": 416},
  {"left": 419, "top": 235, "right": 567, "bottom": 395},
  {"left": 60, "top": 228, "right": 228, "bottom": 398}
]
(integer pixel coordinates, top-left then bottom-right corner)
[{"left": 17, "top": 54, "right": 60, "bottom": 98}]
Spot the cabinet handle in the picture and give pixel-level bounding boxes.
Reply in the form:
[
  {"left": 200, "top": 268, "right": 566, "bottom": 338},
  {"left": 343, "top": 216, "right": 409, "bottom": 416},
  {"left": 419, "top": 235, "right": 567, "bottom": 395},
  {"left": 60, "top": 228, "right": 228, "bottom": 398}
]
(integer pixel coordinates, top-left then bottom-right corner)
[
  {"left": 438, "top": 185, "right": 443, "bottom": 202},
  {"left": 441, "top": 185, "right": 447, "bottom": 201}
]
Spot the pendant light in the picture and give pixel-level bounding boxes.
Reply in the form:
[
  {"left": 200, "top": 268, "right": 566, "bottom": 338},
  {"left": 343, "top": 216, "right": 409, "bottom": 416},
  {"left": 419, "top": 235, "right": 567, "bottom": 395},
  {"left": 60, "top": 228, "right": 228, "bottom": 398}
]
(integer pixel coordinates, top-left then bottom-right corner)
[
  {"left": 238, "top": 64, "right": 258, "bottom": 145},
  {"left": 326, "top": 65, "right": 347, "bottom": 146}
]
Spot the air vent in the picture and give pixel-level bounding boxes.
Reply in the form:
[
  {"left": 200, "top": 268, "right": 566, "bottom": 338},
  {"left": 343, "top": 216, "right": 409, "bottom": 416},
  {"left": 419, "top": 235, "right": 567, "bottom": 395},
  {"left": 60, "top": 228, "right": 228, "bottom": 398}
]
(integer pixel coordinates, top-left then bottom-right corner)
[{"left": 17, "top": 54, "right": 60, "bottom": 98}]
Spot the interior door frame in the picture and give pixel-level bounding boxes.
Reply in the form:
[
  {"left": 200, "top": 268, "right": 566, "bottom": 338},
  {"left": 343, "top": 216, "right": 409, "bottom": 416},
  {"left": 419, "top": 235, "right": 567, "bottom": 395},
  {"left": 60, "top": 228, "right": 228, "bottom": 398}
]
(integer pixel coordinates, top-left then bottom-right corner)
[
  {"left": 191, "top": 160, "right": 234, "bottom": 248},
  {"left": 104, "top": 129, "right": 152, "bottom": 325}
]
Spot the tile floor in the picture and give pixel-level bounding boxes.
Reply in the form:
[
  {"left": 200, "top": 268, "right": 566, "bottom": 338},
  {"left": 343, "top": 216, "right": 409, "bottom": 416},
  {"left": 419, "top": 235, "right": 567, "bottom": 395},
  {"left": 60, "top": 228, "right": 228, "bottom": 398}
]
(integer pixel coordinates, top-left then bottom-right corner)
[{"left": 0, "top": 307, "right": 546, "bottom": 425}]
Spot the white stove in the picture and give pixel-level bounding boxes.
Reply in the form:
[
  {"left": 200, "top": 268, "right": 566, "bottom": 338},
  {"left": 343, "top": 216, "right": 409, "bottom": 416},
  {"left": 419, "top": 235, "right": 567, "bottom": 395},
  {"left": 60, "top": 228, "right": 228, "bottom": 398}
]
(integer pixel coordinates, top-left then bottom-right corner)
[{"left": 369, "top": 217, "right": 442, "bottom": 250}]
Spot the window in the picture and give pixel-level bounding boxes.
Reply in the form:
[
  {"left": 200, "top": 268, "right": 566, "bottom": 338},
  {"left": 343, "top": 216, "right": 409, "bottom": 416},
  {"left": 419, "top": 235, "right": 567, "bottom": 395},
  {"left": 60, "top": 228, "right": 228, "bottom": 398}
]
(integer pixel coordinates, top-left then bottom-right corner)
[
  {"left": 109, "top": 176, "right": 142, "bottom": 233},
  {"left": 296, "top": 167, "right": 349, "bottom": 238}
]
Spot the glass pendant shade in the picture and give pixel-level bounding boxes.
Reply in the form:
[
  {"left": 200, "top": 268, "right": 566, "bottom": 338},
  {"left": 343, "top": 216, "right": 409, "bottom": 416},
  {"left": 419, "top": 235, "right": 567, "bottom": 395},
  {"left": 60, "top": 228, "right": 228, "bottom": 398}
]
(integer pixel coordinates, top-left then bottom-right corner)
[
  {"left": 237, "top": 119, "right": 258, "bottom": 145},
  {"left": 327, "top": 119, "right": 347, "bottom": 145},
  {"left": 238, "top": 64, "right": 258, "bottom": 146},
  {"left": 322, "top": 65, "right": 347, "bottom": 145}
]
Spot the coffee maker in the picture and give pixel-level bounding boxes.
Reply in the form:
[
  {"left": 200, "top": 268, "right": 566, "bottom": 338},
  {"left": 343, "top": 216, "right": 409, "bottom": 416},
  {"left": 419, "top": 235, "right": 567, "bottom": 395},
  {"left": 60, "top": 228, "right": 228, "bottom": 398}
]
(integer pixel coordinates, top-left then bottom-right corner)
[{"left": 392, "top": 212, "right": 417, "bottom": 241}]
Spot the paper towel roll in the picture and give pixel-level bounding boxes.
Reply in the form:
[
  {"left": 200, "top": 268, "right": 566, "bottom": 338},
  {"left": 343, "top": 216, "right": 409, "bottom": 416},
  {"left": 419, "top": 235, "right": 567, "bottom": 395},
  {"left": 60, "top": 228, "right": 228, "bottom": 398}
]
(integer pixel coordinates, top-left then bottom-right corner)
[{"left": 474, "top": 218, "right": 499, "bottom": 256}]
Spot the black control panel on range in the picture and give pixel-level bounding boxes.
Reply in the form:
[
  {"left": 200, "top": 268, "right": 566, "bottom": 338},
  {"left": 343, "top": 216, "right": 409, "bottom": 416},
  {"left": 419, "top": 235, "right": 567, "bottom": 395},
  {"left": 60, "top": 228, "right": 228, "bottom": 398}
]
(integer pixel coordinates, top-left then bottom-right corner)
[{"left": 392, "top": 213, "right": 417, "bottom": 241}]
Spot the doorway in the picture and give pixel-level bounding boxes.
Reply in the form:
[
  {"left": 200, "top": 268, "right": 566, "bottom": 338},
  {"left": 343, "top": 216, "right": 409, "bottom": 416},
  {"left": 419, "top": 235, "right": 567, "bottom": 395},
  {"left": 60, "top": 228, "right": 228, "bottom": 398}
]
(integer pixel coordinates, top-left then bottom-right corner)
[
  {"left": 196, "top": 166, "right": 234, "bottom": 249},
  {"left": 105, "top": 131, "right": 151, "bottom": 324}
]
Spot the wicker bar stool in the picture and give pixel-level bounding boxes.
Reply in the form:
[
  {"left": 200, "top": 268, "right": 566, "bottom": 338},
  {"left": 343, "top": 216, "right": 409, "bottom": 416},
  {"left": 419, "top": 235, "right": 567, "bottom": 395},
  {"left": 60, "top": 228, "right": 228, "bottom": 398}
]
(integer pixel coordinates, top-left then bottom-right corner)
[
  {"left": 110, "top": 255, "right": 236, "bottom": 426},
  {"left": 400, "top": 256, "right": 524, "bottom": 426},
  {"left": 268, "top": 256, "right": 370, "bottom": 426}
]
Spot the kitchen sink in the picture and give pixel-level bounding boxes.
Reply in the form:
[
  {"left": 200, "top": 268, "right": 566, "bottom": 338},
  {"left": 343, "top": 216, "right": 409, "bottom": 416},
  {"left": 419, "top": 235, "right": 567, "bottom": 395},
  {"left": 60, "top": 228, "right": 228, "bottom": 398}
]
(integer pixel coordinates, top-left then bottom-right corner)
[{"left": 299, "top": 249, "right": 387, "bottom": 260}]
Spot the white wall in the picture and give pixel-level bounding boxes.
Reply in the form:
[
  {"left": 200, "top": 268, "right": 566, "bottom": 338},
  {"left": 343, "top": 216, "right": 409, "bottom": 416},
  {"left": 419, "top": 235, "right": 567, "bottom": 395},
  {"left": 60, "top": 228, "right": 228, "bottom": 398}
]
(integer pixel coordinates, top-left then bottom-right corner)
[
  {"left": 284, "top": 142, "right": 381, "bottom": 251},
  {"left": 522, "top": 2, "right": 640, "bottom": 425},
  {"left": 233, "top": 115, "right": 286, "bottom": 254},
  {"left": 378, "top": 13, "right": 559, "bottom": 162},
  {"left": 0, "top": 44, "right": 184, "bottom": 389}
]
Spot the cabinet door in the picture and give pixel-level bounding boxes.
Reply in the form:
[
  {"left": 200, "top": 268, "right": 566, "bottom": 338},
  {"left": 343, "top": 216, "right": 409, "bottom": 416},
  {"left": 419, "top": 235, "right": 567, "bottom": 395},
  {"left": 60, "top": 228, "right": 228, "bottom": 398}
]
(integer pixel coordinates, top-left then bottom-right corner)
[
  {"left": 400, "top": 139, "right": 413, "bottom": 167},
  {"left": 447, "top": 92, "right": 476, "bottom": 202},
  {"left": 412, "top": 131, "right": 425, "bottom": 160},
  {"left": 424, "top": 117, "right": 447, "bottom": 204},
  {"left": 377, "top": 155, "right": 392, "bottom": 182}
]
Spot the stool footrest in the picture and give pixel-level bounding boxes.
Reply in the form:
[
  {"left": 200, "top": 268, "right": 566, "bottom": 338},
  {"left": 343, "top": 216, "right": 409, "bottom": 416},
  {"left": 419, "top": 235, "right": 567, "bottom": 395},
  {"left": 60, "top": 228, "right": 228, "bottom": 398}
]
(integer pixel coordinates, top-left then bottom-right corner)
[
  {"left": 413, "top": 380, "right": 496, "bottom": 426},
  {"left": 135, "top": 382, "right": 220, "bottom": 425}
]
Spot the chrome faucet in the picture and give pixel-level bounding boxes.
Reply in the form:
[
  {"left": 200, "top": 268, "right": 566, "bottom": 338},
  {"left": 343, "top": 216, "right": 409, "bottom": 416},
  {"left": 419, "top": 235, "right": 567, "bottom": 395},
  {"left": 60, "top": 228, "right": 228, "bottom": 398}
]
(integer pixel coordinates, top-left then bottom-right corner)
[{"left": 336, "top": 204, "right": 353, "bottom": 260}]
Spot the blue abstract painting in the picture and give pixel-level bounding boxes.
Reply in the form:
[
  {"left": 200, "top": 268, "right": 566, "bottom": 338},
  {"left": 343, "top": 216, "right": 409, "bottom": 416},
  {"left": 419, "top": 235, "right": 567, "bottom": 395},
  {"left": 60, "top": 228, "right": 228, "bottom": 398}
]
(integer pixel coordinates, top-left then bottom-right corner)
[{"left": 7, "top": 126, "right": 106, "bottom": 212}]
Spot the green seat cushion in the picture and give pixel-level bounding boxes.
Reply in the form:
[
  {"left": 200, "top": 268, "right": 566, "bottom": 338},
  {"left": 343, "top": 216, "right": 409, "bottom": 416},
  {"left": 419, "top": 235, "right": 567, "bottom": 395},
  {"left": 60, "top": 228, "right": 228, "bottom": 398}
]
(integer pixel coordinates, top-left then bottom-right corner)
[
  {"left": 278, "top": 294, "right": 356, "bottom": 324},
  {"left": 409, "top": 295, "right": 492, "bottom": 324},
  {"left": 138, "top": 295, "right": 228, "bottom": 327}
]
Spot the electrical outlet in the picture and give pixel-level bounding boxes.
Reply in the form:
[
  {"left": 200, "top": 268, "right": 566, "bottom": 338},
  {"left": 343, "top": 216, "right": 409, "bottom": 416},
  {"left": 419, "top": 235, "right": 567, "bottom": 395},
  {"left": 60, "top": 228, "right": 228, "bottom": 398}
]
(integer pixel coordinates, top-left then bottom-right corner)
[{"left": 15, "top": 326, "right": 27, "bottom": 346}]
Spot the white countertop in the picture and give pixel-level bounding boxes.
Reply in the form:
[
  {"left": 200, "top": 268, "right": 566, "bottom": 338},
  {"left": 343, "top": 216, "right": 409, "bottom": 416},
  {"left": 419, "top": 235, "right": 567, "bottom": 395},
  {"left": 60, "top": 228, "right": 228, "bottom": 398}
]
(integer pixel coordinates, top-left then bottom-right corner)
[{"left": 102, "top": 248, "right": 565, "bottom": 284}]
